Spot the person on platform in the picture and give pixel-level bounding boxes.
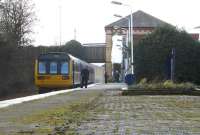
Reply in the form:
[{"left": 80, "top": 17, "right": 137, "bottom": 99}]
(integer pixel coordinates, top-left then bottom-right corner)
[
  {"left": 104, "top": 71, "right": 108, "bottom": 84},
  {"left": 81, "top": 67, "right": 89, "bottom": 88},
  {"left": 114, "top": 70, "right": 120, "bottom": 82}
]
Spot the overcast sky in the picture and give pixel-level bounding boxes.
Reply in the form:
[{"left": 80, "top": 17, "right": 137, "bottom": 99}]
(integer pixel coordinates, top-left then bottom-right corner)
[{"left": 33, "top": 0, "right": 200, "bottom": 46}]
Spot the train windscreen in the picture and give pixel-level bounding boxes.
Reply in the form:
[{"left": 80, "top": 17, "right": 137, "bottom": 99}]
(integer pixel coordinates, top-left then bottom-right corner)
[
  {"left": 38, "top": 61, "right": 69, "bottom": 75},
  {"left": 50, "top": 62, "right": 58, "bottom": 74},
  {"left": 38, "top": 62, "right": 46, "bottom": 74},
  {"left": 38, "top": 53, "right": 70, "bottom": 75},
  {"left": 61, "top": 62, "right": 69, "bottom": 74}
]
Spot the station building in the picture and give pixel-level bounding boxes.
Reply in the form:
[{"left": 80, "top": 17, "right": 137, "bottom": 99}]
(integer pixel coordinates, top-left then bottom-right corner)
[{"left": 104, "top": 10, "right": 199, "bottom": 80}]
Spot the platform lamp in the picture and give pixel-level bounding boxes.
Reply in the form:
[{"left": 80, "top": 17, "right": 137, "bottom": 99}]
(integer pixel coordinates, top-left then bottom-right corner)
[
  {"left": 111, "top": 1, "right": 134, "bottom": 75},
  {"left": 113, "top": 14, "right": 131, "bottom": 81}
]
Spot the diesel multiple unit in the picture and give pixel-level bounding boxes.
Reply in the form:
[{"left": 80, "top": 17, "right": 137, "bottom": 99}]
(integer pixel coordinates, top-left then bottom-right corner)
[{"left": 35, "top": 52, "right": 101, "bottom": 93}]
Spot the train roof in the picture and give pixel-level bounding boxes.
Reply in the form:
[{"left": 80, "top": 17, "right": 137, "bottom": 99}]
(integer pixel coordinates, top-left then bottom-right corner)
[
  {"left": 38, "top": 52, "right": 95, "bottom": 66},
  {"left": 38, "top": 52, "right": 70, "bottom": 61},
  {"left": 68, "top": 54, "right": 96, "bottom": 68}
]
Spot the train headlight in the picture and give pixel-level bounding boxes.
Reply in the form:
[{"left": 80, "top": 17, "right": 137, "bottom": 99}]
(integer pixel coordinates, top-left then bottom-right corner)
[
  {"left": 62, "top": 76, "right": 69, "bottom": 80},
  {"left": 37, "top": 76, "right": 45, "bottom": 80}
]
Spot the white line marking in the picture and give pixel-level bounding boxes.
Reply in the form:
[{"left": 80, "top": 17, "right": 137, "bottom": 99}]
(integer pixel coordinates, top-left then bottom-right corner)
[
  {"left": 122, "top": 87, "right": 128, "bottom": 90},
  {"left": 195, "top": 88, "right": 200, "bottom": 91},
  {"left": 0, "top": 84, "right": 97, "bottom": 109}
]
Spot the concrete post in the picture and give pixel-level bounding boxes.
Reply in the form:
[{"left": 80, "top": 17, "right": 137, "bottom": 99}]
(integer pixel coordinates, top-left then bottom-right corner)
[{"left": 105, "top": 29, "right": 113, "bottom": 81}]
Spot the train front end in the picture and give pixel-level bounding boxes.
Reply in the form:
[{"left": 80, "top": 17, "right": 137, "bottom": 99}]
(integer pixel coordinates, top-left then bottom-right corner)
[{"left": 35, "top": 53, "right": 73, "bottom": 93}]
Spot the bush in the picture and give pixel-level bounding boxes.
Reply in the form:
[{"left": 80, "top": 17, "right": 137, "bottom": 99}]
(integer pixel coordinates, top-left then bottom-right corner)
[
  {"left": 134, "top": 26, "right": 200, "bottom": 84},
  {"left": 129, "top": 79, "right": 195, "bottom": 90}
]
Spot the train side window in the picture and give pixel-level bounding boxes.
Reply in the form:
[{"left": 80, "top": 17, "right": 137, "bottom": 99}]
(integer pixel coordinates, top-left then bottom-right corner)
[
  {"left": 61, "top": 62, "right": 68, "bottom": 74},
  {"left": 38, "top": 62, "right": 46, "bottom": 74},
  {"left": 50, "top": 62, "right": 57, "bottom": 74}
]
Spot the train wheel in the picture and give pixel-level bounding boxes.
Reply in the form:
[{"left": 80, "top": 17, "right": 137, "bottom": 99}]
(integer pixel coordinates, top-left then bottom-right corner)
[
  {"left": 38, "top": 88, "right": 43, "bottom": 94},
  {"left": 38, "top": 88, "right": 47, "bottom": 94}
]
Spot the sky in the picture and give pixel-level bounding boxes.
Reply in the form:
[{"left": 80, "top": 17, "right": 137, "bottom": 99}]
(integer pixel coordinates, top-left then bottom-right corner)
[{"left": 33, "top": 0, "right": 200, "bottom": 46}]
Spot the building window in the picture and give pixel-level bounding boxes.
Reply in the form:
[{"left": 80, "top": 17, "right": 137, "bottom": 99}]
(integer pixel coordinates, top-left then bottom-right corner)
[
  {"left": 50, "top": 62, "right": 57, "bottom": 74},
  {"left": 38, "top": 62, "right": 46, "bottom": 74},
  {"left": 61, "top": 62, "right": 69, "bottom": 74}
]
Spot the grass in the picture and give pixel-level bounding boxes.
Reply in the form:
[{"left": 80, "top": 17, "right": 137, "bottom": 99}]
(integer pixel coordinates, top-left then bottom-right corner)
[
  {"left": 125, "top": 128, "right": 131, "bottom": 135},
  {"left": 123, "top": 79, "right": 198, "bottom": 96},
  {"left": 129, "top": 79, "right": 195, "bottom": 90},
  {"left": 113, "top": 112, "right": 120, "bottom": 133},
  {"left": 14, "top": 90, "right": 103, "bottom": 134}
]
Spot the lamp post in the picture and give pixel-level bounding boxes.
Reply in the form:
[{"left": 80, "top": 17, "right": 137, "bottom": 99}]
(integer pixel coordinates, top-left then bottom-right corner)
[
  {"left": 116, "top": 39, "right": 129, "bottom": 81},
  {"left": 111, "top": 1, "right": 134, "bottom": 74},
  {"left": 59, "top": 0, "right": 62, "bottom": 46},
  {"left": 194, "top": 26, "right": 200, "bottom": 41},
  {"left": 113, "top": 14, "right": 131, "bottom": 50},
  {"left": 113, "top": 14, "right": 131, "bottom": 80},
  {"left": 194, "top": 26, "right": 200, "bottom": 29}
]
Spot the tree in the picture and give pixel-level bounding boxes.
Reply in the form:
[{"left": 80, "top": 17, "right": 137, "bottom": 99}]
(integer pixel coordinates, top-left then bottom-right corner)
[
  {"left": 63, "top": 40, "right": 84, "bottom": 59},
  {"left": 134, "top": 26, "right": 200, "bottom": 84},
  {"left": 1, "top": 0, "right": 36, "bottom": 46}
]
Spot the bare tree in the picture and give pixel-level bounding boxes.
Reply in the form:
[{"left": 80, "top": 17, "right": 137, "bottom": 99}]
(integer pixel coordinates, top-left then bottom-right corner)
[{"left": 1, "top": 0, "right": 36, "bottom": 46}]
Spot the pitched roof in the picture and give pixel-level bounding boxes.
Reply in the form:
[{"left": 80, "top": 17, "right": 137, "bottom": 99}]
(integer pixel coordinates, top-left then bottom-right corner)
[
  {"left": 105, "top": 10, "right": 171, "bottom": 28},
  {"left": 82, "top": 43, "right": 106, "bottom": 47}
]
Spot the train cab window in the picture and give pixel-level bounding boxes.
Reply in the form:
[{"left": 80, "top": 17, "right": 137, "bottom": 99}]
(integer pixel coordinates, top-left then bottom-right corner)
[
  {"left": 61, "top": 62, "right": 69, "bottom": 74},
  {"left": 50, "top": 62, "right": 57, "bottom": 74},
  {"left": 38, "top": 62, "right": 46, "bottom": 74}
]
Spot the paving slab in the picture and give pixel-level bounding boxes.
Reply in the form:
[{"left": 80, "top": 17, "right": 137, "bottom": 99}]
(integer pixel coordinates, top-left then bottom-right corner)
[
  {"left": 76, "top": 90, "right": 200, "bottom": 135},
  {"left": 0, "top": 83, "right": 125, "bottom": 134}
]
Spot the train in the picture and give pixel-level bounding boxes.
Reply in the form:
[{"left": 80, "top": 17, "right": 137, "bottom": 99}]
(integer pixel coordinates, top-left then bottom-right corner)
[{"left": 34, "top": 52, "right": 104, "bottom": 93}]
